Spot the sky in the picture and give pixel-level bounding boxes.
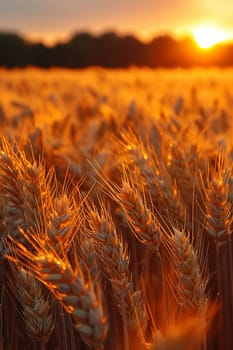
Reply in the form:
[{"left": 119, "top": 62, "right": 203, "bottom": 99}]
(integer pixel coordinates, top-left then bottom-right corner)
[{"left": 0, "top": 0, "right": 233, "bottom": 45}]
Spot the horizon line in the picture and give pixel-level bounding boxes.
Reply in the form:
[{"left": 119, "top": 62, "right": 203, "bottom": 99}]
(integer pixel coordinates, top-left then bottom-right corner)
[{"left": 1, "top": 28, "right": 233, "bottom": 47}]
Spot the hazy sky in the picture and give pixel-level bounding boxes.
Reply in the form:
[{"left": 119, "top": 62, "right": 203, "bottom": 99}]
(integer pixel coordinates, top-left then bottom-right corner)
[{"left": 0, "top": 0, "right": 233, "bottom": 44}]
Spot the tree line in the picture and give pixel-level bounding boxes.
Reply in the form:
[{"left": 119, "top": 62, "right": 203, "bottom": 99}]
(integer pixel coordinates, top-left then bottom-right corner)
[{"left": 1, "top": 31, "right": 233, "bottom": 68}]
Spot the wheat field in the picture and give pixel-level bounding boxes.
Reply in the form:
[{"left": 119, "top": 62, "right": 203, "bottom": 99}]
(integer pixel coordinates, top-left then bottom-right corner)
[{"left": 0, "top": 67, "right": 233, "bottom": 350}]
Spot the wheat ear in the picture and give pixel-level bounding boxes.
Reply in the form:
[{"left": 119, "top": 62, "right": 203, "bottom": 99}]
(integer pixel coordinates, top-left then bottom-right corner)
[
  {"left": 202, "top": 157, "right": 233, "bottom": 350},
  {"left": 14, "top": 269, "right": 54, "bottom": 345},
  {"left": 167, "top": 140, "right": 195, "bottom": 207},
  {"left": 167, "top": 226, "right": 208, "bottom": 317},
  {"left": 118, "top": 171, "right": 161, "bottom": 252},
  {"left": 0, "top": 135, "right": 54, "bottom": 253},
  {"left": 115, "top": 130, "right": 185, "bottom": 223},
  {"left": 204, "top": 169, "right": 232, "bottom": 242},
  {"left": 6, "top": 234, "right": 108, "bottom": 349},
  {"left": 87, "top": 200, "right": 148, "bottom": 338},
  {"left": 90, "top": 162, "right": 161, "bottom": 252},
  {"left": 46, "top": 192, "right": 78, "bottom": 255},
  {"left": 79, "top": 233, "right": 101, "bottom": 293}
]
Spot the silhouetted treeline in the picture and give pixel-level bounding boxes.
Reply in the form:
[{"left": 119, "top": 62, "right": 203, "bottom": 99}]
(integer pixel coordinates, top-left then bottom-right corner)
[{"left": 1, "top": 31, "right": 233, "bottom": 68}]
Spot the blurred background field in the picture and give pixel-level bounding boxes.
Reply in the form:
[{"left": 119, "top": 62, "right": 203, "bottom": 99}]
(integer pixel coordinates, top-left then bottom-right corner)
[
  {"left": 0, "top": 67, "right": 232, "bottom": 188},
  {"left": 1, "top": 67, "right": 233, "bottom": 136}
]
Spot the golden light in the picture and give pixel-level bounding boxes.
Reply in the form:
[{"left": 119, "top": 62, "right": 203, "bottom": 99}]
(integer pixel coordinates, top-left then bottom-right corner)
[
  {"left": 192, "top": 24, "right": 230, "bottom": 49},
  {"left": 26, "top": 32, "right": 70, "bottom": 47}
]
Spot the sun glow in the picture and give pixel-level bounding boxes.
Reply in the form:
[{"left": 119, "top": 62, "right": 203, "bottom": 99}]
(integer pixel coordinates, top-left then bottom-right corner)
[
  {"left": 26, "top": 32, "right": 71, "bottom": 47},
  {"left": 192, "top": 24, "right": 230, "bottom": 49}
]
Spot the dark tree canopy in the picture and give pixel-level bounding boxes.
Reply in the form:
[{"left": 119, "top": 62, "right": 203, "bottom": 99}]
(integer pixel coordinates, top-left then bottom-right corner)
[{"left": 0, "top": 31, "right": 233, "bottom": 68}]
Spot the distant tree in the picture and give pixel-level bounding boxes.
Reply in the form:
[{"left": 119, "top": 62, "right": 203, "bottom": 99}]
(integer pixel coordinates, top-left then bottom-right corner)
[
  {"left": 66, "top": 32, "right": 98, "bottom": 67},
  {"left": 0, "top": 32, "right": 29, "bottom": 67}
]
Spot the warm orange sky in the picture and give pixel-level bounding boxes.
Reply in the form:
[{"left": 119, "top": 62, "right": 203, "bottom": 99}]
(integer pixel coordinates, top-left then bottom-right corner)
[{"left": 0, "top": 0, "right": 233, "bottom": 45}]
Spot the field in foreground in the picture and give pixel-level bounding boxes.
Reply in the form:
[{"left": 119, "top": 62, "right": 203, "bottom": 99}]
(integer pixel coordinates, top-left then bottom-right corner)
[{"left": 0, "top": 67, "right": 233, "bottom": 350}]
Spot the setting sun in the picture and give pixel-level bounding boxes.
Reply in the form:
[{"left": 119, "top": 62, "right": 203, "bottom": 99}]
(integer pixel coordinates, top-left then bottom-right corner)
[{"left": 192, "top": 24, "right": 230, "bottom": 49}]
